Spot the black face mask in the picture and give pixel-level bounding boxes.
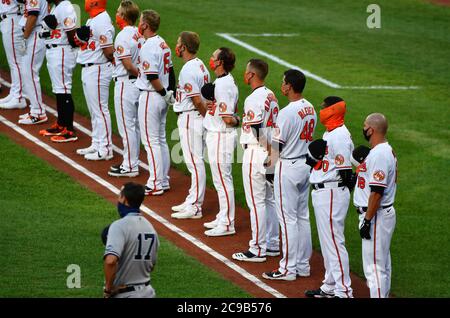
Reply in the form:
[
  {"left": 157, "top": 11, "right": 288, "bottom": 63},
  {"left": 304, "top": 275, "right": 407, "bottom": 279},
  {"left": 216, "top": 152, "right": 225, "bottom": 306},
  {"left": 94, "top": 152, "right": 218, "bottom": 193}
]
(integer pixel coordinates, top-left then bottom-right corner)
[{"left": 363, "top": 128, "right": 372, "bottom": 142}]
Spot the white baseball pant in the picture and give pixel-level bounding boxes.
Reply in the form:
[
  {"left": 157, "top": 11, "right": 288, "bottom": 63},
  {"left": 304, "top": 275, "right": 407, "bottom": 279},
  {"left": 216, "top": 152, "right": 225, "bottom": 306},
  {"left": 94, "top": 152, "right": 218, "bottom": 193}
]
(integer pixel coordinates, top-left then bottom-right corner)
[
  {"left": 242, "top": 145, "right": 280, "bottom": 256},
  {"left": 114, "top": 78, "right": 141, "bottom": 172},
  {"left": 360, "top": 206, "right": 396, "bottom": 298},
  {"left": 22, "top": 30, "right": 46, "bottom": 116},
  {"left": 0, "top": 15, "right": 24, "bottom": 101},
  {"left": 274, "top": 158, "right": 312, "bottom": 276},
  {"left": 138, "top": 91, "right": 170, "bottom": 190},
  {"left": 177, "top": 110, "right": 206, "bottom": 212},
  {"left": 205, "top": 130, "right": 237, "bottom": 230},
  {"left": 46, "top": 46, "right": 77, "bottom": 94},
  {"left": 81, "top": 63, "right": 113, "bottom": 155},
  {"left": 312, "top": 187, "right": 353, "bottom": 298}
]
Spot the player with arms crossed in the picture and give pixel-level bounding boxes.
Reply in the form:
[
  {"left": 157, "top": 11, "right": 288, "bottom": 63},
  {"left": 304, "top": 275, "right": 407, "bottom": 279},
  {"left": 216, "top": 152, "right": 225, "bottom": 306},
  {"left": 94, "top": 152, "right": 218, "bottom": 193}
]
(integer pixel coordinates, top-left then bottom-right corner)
[
  {"left": 170, "top": 31, "right": 210, "bottom": 219},
  {"left": 38, "top": 0, "right": 79, "bottom": 143},
  {"left": 17, "top": 0, "right": 48, "bottom": 125},
  {"left": 0, "top": 0, "right": 26, "bottom": 110},
  {"left": 108, "top": 0, "right": 142, "bottom": 177},
  {"left": 103, "top": 182, "right": 159, "bottom": 298},
  {"left": 305, "top": 96, "right": 355, "bottom": 298},
  {"left": 262, "top": 69, "right": 315, "bottom": 280},
  {"left": 232, "top": 59, "right": 280, "bottom": 262},
  {"left": 354, "top": 113, "right": 397, "bottom": 298},
  {"left": 135, "top": 9, "right": 176, "bottom": 196},
  {"left": 202, "top": 47, "right": 239, "bottom": 237},
  {"left": 75, "top": 0, "right": 115, "bottom": 160}
]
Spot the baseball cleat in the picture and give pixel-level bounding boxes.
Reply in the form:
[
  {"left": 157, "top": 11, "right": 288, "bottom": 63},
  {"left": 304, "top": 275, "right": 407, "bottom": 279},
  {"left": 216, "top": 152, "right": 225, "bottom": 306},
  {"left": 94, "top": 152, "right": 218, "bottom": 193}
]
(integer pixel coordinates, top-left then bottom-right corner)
[
  {"left": 266, "top": 249, "right": 281, "bottom": 257},
  {"left": 171, "top": 209, "right": 202, "bottom": 220},
  {"left": 262, "top": 270, "right": 296, "bottom": 281},
  {"left": 84, "top": 151, "right": 113, "bottom": 161},
  {"left": 203, "top": 219, "right": 218, "bottom": 229},
  {"left": 0, "top": 94, "right": 13, "bottom": 104},
  {"left": 51, "top": 129, "right": 78, "bottom": 143},
  {"left": 108, "top": 166, "right": 139, "bottom": 177},
  {"left": 296, "top": 271, "right": 311, "bottom": 278},
  {"left": 171, "top": 202, "right": 187, "bottom": 212},
  {"left": 144, "top": 186, "right": 164, "bottom": 196},
  {"left": 18, "top": 114, "right": 48, "bottom": 125},
  {"left": 304, "top": 288, "right": 335, "bottom": 298},
  {"left": 19, "top": 112, "right": 30, "bottom": 119},
  {"left": 204, "top": 226, "right": 235, "bottom": 237},
  {"left": 0, "top": 97, "right": 27, "bottom": 109},
  {"left": 39, "top": 123, "right": 65, "bottom": 136},
  {"left": 162, "top": 184, "right": 171, "bottom": 191},
  {"left": 76, "top": 146, "right": 97, "bottom": 156},
  {"left": 232, "top": 251, "right": 266, "bottom": 263}
]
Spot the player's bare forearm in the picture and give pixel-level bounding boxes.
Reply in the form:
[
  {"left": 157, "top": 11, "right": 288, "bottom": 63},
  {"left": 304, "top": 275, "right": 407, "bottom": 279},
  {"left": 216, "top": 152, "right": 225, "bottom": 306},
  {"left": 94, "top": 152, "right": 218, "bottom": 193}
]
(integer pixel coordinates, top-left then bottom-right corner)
[
  {"left": 192, "top": 95, "right": 207, "bottom": 117},
  {"left": 366, "top": 191, "right": 382, "bottom": 220},
  {"left": 103, "top": 255, "right": 118, "bottom": 292},
  {"left": 121, "top": 57, "right": 139, "bottom": 77},
  {"left": 149, "top": 78, "right": 164, "bottom": 92},
  {"left": 102, "top": 46, "right": 114, "bottom": 62},
  {"left": 66, "top": 29, "right": 77, "bottom": 48},
  {"left": 23, "top": 15, "right": 38, "bottom": 39},
  {"left": 222, "top": 115, "right": 240, "bottom": 127}
]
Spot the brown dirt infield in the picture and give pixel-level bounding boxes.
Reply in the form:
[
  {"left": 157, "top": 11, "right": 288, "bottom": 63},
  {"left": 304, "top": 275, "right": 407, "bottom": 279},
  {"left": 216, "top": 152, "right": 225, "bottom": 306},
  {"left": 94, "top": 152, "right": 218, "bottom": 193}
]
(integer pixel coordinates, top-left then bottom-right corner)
[{"left": 0, "top": 71, "right": 369, "bottom": 298}]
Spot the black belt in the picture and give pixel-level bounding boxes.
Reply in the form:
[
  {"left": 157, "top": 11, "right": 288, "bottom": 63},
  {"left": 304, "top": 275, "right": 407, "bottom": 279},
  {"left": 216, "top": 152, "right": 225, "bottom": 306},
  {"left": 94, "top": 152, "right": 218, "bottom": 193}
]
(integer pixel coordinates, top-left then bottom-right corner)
[
  {"left": 0, "top": 13, "right": 22, "bottom": 21},
  {"left": 311, "top": 182, "right": 345, "bottom": 190},
  {"left": 46, "top": 44, "right": 70, "bottom": 49},
  {"left": 113, "top": 75, "right": 137, "bottom": 82},
  {"left": 280, "top": 154, "right": 306, "bottom": 160},
  {"left": 175, "top": 109, "right": 199, "bottom": 115},
  {"left": 116, "top": 281, "right": 150, "bottom": 295},
  {"left": 357, "top": 205, "right": 393, "bottom": 214},
  {"left": 81, "top": 62, "right": 108, "bottom": 68}
]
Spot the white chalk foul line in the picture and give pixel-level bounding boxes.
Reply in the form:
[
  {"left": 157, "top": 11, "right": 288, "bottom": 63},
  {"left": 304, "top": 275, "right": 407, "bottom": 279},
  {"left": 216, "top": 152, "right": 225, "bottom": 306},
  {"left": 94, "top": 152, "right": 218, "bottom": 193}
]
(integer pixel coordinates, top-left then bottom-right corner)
[
  {"left": 0, "top": 80, "right": 286, "bottom": 299},
  {"left": 216, "top": 33, "right": 419, "bottom": 90}
]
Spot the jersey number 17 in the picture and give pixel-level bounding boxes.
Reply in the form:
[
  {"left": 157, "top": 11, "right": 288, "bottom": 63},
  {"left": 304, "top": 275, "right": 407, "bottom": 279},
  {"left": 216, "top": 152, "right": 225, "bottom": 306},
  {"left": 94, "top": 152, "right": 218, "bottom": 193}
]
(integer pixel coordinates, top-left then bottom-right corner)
[{"left": 134, "top": 233, "right": 155, "bottom": 260}]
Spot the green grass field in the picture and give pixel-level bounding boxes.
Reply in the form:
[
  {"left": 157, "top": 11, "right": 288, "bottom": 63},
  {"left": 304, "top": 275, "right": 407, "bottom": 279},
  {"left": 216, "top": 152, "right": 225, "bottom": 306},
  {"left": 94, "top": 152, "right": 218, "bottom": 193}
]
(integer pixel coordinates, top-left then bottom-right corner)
[
  {"left": 0, "top": 134, "right": 249, "bottom": 297},
  {"left": 0, "top": 0, "right": 449, "bottom": 297}
]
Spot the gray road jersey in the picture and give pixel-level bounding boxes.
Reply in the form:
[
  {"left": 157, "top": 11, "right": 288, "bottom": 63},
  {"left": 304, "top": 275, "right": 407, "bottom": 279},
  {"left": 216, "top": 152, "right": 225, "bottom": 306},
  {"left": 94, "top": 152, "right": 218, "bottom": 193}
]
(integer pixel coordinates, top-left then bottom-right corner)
[{"left": 104, "top": 213, "right": 159, "bottom": 286}]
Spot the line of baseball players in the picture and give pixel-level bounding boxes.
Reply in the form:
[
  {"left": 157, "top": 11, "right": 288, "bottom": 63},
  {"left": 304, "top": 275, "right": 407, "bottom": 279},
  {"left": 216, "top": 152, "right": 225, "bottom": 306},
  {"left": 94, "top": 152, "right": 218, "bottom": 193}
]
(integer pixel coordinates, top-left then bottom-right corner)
[{"left": 0, "top": 0, "right": 398, "bottom": 298}]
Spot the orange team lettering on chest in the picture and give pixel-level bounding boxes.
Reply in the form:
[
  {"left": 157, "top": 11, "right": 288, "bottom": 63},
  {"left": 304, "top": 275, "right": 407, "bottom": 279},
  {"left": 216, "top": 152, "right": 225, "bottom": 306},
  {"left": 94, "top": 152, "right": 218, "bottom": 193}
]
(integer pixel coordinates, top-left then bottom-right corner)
[
  {"left": 298, "top": 106, "right": 315, "bottom": 119},
  {"left": 132, "top": 32, "right": 140, "bottom": 42}
]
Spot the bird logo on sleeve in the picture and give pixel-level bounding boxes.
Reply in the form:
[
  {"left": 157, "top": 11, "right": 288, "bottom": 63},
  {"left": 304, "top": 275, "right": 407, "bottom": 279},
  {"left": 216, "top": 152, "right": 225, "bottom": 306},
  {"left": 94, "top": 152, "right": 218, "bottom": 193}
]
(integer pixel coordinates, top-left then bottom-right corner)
[
  {"left": 184, "top": 83, "right": 192, "bottom": 93},
  {"left": 116, "top": 45, "right": 124, "bottom": 55},
  {"left": 373, "top": 170, "right": 386, "bottom": 181},
  {"left": 335, "top": 154, "right": 344, "bottom": 166},
  {"left": 219, "top": 102, "right": 227, "bottom": 113}
]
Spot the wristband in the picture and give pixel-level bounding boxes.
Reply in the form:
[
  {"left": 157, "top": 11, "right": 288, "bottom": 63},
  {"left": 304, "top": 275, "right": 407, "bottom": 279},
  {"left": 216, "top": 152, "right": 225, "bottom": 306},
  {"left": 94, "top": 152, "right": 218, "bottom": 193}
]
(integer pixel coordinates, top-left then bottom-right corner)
[{"left": 157, "top": 88, "right": 167, "bottom": 96}]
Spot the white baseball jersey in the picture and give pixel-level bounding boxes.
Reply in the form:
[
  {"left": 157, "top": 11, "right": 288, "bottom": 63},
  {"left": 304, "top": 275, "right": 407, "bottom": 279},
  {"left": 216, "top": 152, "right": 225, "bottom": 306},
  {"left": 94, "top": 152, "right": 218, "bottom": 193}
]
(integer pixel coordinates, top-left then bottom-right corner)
[
  {"left": 19, "top": 0, "right": 48, "bottom": 27},
  {"left": 0, "top": 0, "right": 21, "bottom": 15},
  {"left": 203, "top": 73, "right": 239, "bottom": 132},
  {"left": 173, "top": 57, "right": 209, "bottom": 113},
  {"left": 113, "top": 25, "right": 142, "bottom": 78},
  {"left": 44, "top": 0, "right": 76, "bottom": 46},
  {"left": 76, "top": 11, "right": 114, "bottom": 65},
  {"left": 273, "top": 98, "right": 317, "bottom": 159},
  {"left": 240, "top": 86, "right": 279, "bottom": 146},
  {"left": 135, "top": 35, "right": 172, "bottom": 91},
  {"left": 353, "top": 142, "right": 398, "bottom": 207},
  {"left": 310, "top": 125, "right": 354, "bottom": 184}
]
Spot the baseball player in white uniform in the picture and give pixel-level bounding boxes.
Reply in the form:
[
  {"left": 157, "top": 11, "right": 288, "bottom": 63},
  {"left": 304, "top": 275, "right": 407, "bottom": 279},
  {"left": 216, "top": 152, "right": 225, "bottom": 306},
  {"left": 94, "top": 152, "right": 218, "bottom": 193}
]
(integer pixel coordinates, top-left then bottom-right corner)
[
  {"left": 17, "top": 0, "right": 48, "bottom": 125},
  {"left": 170, "top": 31, "right": 210, "bottom": 220},
  {"left": 0, "top": 0, "right": 26, "bottom": 110},
  {"left": 103, "top": 182, "right": 159, "bottom": 298},
  {"left": 135, "top": 10, "right": 175, "bottom": 196},
  {"left": 305, "top": 96, "right": 355, "bottom": 298},
  {"left": 108, "top": 0, "right": 142, "bottom": 177},
  {"left": 75, "top": 0, "right": 115, "bottom": 160},
  {"left": 38, "top": 0, "right": 78, "bottom": 143},
  {"left": 232, "top": 59, "right": 280, "bottom": 262},
  {"left": 263, "top": 69, "right": 315, "bottom": 281},
  {"left": 202, "top": 47, "right": 239, "bottom": 237},
  {"left": 354, "top": 113, "right": 397, "bottom": 298}
]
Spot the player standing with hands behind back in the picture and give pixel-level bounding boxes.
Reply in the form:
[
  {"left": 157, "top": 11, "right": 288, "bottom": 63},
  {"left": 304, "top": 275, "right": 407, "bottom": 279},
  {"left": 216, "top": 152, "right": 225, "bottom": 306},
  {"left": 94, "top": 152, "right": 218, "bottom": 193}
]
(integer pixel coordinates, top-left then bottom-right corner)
[
  {"left": 202, "top": 47, "right": 239, "bottom": 237},
  {"left": 135, "top": 9, "right": 176, "bottom": 196},
  {"left": 170, "top": 31, "right": 210, "bottom": 219},
  {"left": 353, "top": 113, "right": 397, "bottom": 298},
  {"left": 75, "top": 0, "right": 115, "bottom": 161},
  {"left": 263, "top": 70, "right": 315, "bottom": 281}
]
